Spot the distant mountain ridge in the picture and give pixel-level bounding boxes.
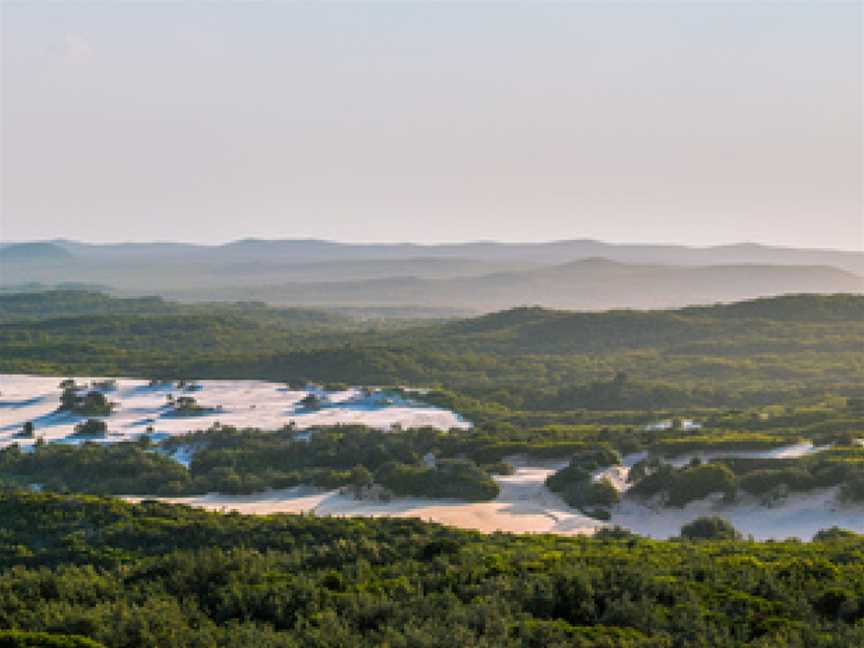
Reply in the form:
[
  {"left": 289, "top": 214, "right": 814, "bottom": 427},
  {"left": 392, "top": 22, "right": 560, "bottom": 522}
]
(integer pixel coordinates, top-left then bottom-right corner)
[
  {"left": 0, "top": 241, "right": 72, "bottom": 261},
  {"left": 192, "top": 258, "right": 859, "bottom": 311},
  {"left": 1, "top": 238, "right": 860, "bottom": 313},
  {"left": 2, "top": 237, "right": 861, "bottom": 273}
]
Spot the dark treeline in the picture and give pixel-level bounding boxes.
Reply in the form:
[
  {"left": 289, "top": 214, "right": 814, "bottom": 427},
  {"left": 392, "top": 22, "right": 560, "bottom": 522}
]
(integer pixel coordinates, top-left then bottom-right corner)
[{"left": 0, "top": 426, "right": 499, "bottom": 500}]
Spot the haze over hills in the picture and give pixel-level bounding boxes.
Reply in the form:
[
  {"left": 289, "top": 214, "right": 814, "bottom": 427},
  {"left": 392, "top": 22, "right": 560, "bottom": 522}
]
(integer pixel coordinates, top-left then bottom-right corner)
[
  {"left": 1, "top": 239, "right": 860, "bottom": 313},
  {"left": 0, "top": 241, "right": 73, "bottom": 261},
  {"left": 2, "top": 238, "right": 863, "bottom": 271},
  {"left": 155, "top": 258, "right": 859, "bottom": 311}
]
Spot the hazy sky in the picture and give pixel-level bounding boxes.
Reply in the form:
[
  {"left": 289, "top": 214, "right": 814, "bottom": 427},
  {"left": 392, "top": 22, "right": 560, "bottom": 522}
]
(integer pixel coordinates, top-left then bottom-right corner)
[{"left": 1, "top": 1, "right": 861, "bottom": 249}]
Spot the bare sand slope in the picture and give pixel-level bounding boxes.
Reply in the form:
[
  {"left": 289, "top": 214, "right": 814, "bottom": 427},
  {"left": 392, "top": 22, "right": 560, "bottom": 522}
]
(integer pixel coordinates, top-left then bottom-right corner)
[
  {"left": 612, "top": 489, "right": 864, "bottom": 540},
  {"left": 129, "top": 448, "right": 864, "bottom": 540},
  {"left": 0, "top": 374, "right": 468, "bottom": 447},
  {"left": 129, "top": 458, "right": 602, "bottom": 535}
]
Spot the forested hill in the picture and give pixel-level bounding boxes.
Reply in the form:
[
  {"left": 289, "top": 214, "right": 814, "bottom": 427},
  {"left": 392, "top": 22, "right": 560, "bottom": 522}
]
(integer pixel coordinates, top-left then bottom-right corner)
[
  {"left": 432, "top": 293, "right": 864, "bottom": 353},
  {"left": 0, "top": 290, "right": 174, "bottom": 320},
  {"left": 1, "top": 291, "right": 861, "bottom": 410},
  {"left": 0, "top": 290, "right": 353, "bottom": 326}
]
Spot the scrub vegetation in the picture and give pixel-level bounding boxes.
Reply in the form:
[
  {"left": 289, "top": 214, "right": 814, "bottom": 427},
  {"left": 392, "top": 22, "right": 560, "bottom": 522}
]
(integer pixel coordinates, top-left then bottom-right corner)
[
  {"left": 2, "top": 291, "right": 864, "bottom": 646},
  {"left": 1, "top": 292, "right": 862, "bottom": 412},
  {"left": 1, "top": 492, "right": 864, "bottom": 647}
]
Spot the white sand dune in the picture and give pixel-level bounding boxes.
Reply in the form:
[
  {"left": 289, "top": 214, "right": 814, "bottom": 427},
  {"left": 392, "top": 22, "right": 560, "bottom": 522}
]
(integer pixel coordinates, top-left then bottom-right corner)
[
  {"left": 590, "top": 447, "right": 864, "bottom": 539},
  {"left": 129, "top": 450, "right": 864, "bottom": 540},
  {"left": 7, "top": 374, "right": 858, "bottom": 539},
  {"left": 611, "top": 489, "right": 864, "bottom": 540},
  {"left": 129, "top": 457, "right": 602, "bottom": 536},
  {"left": 590, "top": 443, "right": 821, "bottom": 494},
  {"left": 0, "top": 374, "right": 469, "bottom": 447}
]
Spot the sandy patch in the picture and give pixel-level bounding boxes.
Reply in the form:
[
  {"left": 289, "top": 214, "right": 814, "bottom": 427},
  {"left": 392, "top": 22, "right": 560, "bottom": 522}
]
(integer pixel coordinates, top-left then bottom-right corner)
[
  {"left": 127, "top": 451, "right": 864, "bottom": 540},
  {"left": 610, "top": 488, "right": 864, "bottom": 540},
  {"left": 0, "top": 374, "right": 469, "bottom": 447},
  {"left": 127, "top": 460, "right": 601, "bottom": 535}
]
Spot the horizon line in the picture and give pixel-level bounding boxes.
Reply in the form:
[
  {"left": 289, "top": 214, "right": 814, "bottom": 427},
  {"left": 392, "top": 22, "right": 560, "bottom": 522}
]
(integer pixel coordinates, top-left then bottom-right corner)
[{"left": 3, "top": 237, "right": 862, "bottom": 255}]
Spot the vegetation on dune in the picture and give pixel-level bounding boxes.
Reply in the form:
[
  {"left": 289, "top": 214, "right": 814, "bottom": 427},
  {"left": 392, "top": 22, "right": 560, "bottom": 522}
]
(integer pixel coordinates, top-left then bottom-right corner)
[
  {"left": 625, "top": 460, "right": 738, "bottom": 507},
  {"left": 624, "top": 438, "right": 864, "bottom": 507},
  {"left": 0, "top": 440, "right": 188, "bottom": 495},
  {"left": 70, "top": 418, "right": 108, "bottom": 438},
  {"left": 12, "top": 422, "right": 34, "bottom": 439},
  {"left": 375, "top": 458, "right": 499, "bottom": 501},
  {"left": 546, "top": 470, "right": 620, "bottom": 519},
  {"left": 165, "top": 394, "right": 216, "bottom": 417},
  {"left": 58, "top": 386, "right": 113, "bottom": 417},
  {"left": 2, "top": 397, "right": 862, "bottom": 507},
  {"left": 0, "top": 426, "right": 500, "bottom": 500},
  {"left": 545, "top": 445, "right": 622, "bottom": 517}
]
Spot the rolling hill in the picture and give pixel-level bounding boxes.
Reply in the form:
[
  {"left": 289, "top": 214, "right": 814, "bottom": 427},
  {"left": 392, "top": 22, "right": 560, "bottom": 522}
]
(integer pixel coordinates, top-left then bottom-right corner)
[{"left": 158, "top": 258, "right": 862, "bottom": 311}]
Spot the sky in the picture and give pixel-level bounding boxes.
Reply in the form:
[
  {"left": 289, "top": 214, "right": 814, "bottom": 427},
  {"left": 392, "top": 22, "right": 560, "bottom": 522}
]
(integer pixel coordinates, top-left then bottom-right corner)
[{"left": 1, "top": 1, "right": 861, "bottom": 250}]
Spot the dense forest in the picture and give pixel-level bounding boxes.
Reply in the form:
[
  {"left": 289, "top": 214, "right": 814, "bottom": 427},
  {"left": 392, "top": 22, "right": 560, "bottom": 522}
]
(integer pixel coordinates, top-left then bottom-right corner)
[
  {"left": 1, "top": 292, "right": 862, "bottom": 412},
  {"left": 2, "top": 491, "right": 864, "bottom": 647}
]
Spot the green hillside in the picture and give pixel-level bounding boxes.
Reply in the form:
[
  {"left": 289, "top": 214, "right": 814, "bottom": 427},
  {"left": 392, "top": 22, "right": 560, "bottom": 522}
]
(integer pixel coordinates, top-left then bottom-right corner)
[{"left": 1, "top": 291, "right": 862, "bottom": 411}]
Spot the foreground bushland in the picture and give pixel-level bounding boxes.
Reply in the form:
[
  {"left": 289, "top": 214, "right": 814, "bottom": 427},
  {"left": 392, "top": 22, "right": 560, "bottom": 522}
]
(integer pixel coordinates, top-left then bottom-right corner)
[{"left": 1, "top": 492, "right": 864, "bottom": 647}]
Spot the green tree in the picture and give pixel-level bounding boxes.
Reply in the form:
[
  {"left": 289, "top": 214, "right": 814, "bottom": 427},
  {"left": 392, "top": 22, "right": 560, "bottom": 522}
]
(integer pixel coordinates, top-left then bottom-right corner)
[
  {"left": 71, "top": 418, "right": 107, "bottom": 438},
  {"left": 349, "top": 465, "right": 374, "bottom": 497},
  {"left": 680, "top": 516, "right": 740, "bottom": 541}
]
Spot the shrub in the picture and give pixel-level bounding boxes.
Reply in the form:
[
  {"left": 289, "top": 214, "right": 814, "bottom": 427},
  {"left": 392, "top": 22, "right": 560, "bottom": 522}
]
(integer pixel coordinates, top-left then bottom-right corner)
[
  {"left": 375, "top": 459, "right": 499, "bottom": 501},
  {"left": 627, "top": 463, "right": 677, "bottom": 499},
  {"left": 300, "top": 393, "right": 323, "bottom": 410},
  {"left": 813, "top": 527, "right": 860, "bottom": 542},
  {"left": 547, "top": 460, "right": 620, "bottom": 514},
  {"left": 680, "top": 516, "right": 740, "bottom": 541},
  {"left": 59, "top": 389, "right": 113, "bottom": 416},
  {"left": 667, "top": 464, "right": 737, "bottom": 507},
  {"left": 561, "top": 478, "right": 620, "bottom": 510},
  {"left": 738, "top": 468, "right": 815, "bottom": 496},
  {"left": 568, "top": 444, "right": 622, "bottom": 471},
  {"left": 594, "top": 525, "right": 640, "bottom": 541},
  {"left": 546, "top": 464, "right": 592, "bottom": 494},
  {"left": 71, "top": 418, "right": 107, "bottom": 438},
  {"left": 13, "top": 421, "right": 34, "bottom": 439}
]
